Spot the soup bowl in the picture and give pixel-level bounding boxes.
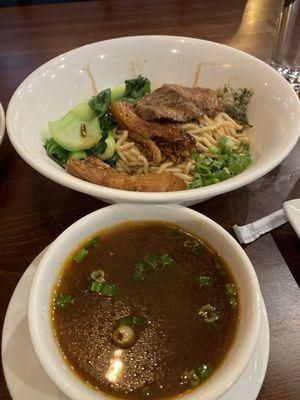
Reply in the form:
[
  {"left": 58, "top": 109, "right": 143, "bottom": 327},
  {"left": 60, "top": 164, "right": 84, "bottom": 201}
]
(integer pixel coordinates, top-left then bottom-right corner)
[
  {"left": 28, "top": 204, "right": 261, "bottom": 400},
  {"left": 6, "top": 35, "right": 300, "bottom": 205}
]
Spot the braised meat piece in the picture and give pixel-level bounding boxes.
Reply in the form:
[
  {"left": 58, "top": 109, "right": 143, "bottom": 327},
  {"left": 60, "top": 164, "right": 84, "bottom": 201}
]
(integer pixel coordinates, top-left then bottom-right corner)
[
  {"left": 110, "top": 101, "right": 195, "bottom": 156},
  {"left": 135, "top": 84, "right": 219, "bottom": 122},
  {"left": 66, "top": 156, "right": 186, "bottom": 192}
]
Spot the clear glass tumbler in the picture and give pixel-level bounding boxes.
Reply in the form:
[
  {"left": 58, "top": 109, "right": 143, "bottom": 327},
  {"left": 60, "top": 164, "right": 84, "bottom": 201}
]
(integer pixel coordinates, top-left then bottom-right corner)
[{"left": 271, "top": 0, "right": 300, "bottom": 93}]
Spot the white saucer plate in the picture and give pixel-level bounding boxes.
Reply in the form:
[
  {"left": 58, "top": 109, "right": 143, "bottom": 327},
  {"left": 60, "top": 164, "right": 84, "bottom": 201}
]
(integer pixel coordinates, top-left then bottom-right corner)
[
  {"left": 1, "top": 249, "right": 270, "bottom": 400},
  {"left": 283, "top": 199, "right": 300, "bottom": 239},
  {"left": 0, "top": 102, "right": 5, "bottom": 146}
]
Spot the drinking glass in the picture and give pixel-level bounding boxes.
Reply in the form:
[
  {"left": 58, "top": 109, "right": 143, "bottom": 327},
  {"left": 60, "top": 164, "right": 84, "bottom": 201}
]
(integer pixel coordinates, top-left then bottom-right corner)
[{"left": 271, "top": 0, "right": 300, "bottom": 93}]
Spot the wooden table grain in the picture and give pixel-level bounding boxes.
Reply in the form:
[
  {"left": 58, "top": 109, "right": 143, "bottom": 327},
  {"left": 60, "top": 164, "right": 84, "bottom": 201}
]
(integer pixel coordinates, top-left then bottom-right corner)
[{"left": 0, "top": 1, "right": 299, "bottom": 399}]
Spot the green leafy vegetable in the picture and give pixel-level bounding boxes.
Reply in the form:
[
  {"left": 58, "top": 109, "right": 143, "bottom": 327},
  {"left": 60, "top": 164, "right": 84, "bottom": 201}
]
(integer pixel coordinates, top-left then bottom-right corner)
[
  {"left": 55, "top": 293, "right": 73, "bottom": 309},
  {"left": 133, "top": 253, "right": 174, "bottom": 282},
  {"left": 196, "top": 275, "right": 213, "bottom": 287},
  {"left": 121, "top": 75, "right": 151, "bottom": 103},
  {"left": 86, "top": 139, "right": 107, "bottom": 158},
  {"left": 115, "top": 316, "right": 148, "bottom": 328},
  {"left": 68, "top": 150, "right": 86, "bottom": 161},
  {"left": 48, "top": 112, "right": 101, "bottom": 151},
  {"left": 73, "top": 248, "right": 89, "bottom": 263},
  {"left": 217, "top": 84, "right": 253, "bottom": 127},
  {"left": 99, "top": 113, "right": 116, "bottom": 133},
  {"left": 44, "top": 138, "right": 68, "bottom": 168},
  {"left": 88, "top": 88, "right": 111, "bottom": 119},
  {"left": 106, "top": 152, "right": 119, "bottom": 167}
]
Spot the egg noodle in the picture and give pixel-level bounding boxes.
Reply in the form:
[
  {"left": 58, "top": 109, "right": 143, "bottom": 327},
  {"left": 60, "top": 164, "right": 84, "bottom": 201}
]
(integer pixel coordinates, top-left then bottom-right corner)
[{"left": 114, "top": 112, "right": 250, "bottom": 184}]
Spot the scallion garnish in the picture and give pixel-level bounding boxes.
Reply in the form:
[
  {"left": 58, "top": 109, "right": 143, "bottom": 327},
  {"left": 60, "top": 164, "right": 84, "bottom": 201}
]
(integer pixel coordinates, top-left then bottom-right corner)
[
  {"left": 225, "top": 283, "right": 237, "bottom": 297},
  {"left": 185, "top": 363, "right": 213, "bottom": 388},
  {"left": 115, "top": 315, "right": 148, "bottom": 328},
  {"left": 228, "top": 296, "right": 238, "bottom": 309},
  {"left": 196, "top": 275, "right": 213, "bottom": 287},
  {"left": 55, "top": 293, "right": 73, "bottom": 309},
  {"left": 91, "top": 281, "right": 117, "bottom": 297},
  {"left": 164, "top": 228, "right": 182, "bottom": 242},
  {"left": 198, "top": 304, "right": 219, "bottom": 323},
  {"left": 196, "top": 363, "right": 213, "bottom": 380},
  {"left": 91, "top": 269, "right": 105, "bottom": 283},
  {"left": 73, "top": 248, "right": 89, "bottom": 263},
  {"left": 183, "top": 240, "right": 202, "bottom": 255},
  {"left": 140, "top": 386, "right": 152, "bottom": 399},
  {"left": 185, "top": 369, "right": 200, "bottom": 387},
  {"left": 212, "top": 255, "right": 225, "bottom": 275},
  {"left": 91, "top": 281, "right": 103, "bottom": 293},
  {"left": 225, "top": 283, "right": 238, "bottom": 309},
  {"left": 133, "top": 252, "right": 175, "bottom": 281},
  {"left": 85, "top": 236, "right": 101, "bottom": 249},
  {"left": 101, "top": 283, "right": 117, "bottom": 297}
]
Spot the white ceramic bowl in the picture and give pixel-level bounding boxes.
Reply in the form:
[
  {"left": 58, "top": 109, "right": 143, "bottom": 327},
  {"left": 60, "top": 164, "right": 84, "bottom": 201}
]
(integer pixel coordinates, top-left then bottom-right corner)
[
  {"left": 28, "top": 204, "right": 261, "bottom": 400},
  {"left": 6, "top": 36, "right": 300, "bottom": 205},
  {"left": 0, "top": 102, "right": 5, "bottom": 146}
]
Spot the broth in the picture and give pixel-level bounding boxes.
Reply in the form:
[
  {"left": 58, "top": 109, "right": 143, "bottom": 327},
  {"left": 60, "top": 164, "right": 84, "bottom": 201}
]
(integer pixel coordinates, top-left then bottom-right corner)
[{"left": 52, "top": 221, "right": 239, "bottom": 399}]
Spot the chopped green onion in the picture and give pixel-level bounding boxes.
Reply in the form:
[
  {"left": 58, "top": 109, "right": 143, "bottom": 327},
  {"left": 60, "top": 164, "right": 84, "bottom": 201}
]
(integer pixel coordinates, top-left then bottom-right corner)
[
  {"left": 225, "top": 283, "right": 237, "bottom": 297},
  {"left": 196, "top": 363, "right": 213, "bottom": 380},
  {"left": 188, "top": 136, "right": 251, "bottom": 189},
  {"left": 91, "top": 281, "right": 103, "bottom": 293},
  {"left": 198, "top": 304, "right": 219, "bottom": 323},
  {"left": 187, "top": 178, "right": 203, "bottom": 189},
  {"left": 90, "top": 269, "right": 105, "bottom": 283},
  {"left": 208, "top": 145, "right": 219, "bottom": 154},
  {"left": 183, "top": 240, "right": 202, "bottom": 255},
  {"left": 55, "top": 293, "right": 73, "bottom": 309},
  {"left": 186, "top": 369, "right": 200, "bottom": 387},
  {"left": 101, "top": 283, "right": 117, "bottom": 297},
  {"left": 133, "top": 253, "right": 175, "bottom": 282},
  {"left": 73, "top": 248, "right": 89, "bottom": 263},
  {"left": 140, "top": 386, "right": 152, "bottom": 399},
  {"left": 85, "top": 236, "right": 100, "bottom": 249},
  {"left": 115, "top": 315, "right": 148, "bottom": 328},
  {"left": 228, "top": 296, "right": 238, "bottom": 309},
  {"left": 164, "top": 228, "right": 183, "bottom": 241},
  {"left": 212, "top": 255, "right": 225, "bottom": 275},
  {"left": 196, "top": 275, "right": 213, "bottom": 287},
  {"left": 112, "top": 325, "right": 136, "bottom": 348},
  {"left": 144, "top": 253, "right": 159, "bottom": 267},
  {"left": 185, "top": 363, "right": 213, "bottom": 388},
  {"left": 225, "top": 283, "right": 238, "bottom": 309},
  {"left": 161, "top": 253, "right": 174, "bottom": 267},
  {"left": 91, "top": 281, "right": 117, "bottom": 297}
]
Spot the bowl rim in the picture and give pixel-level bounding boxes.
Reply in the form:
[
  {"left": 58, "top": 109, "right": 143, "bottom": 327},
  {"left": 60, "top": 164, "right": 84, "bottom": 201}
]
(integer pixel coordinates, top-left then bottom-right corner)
[
  {"left": 6, "top": 35, "right": 300, "bottom": 203},
  {"left": 0, "top": 102, "right": 5, "bottom": 146},
  {"left": 28, "top": 203, "right": 261, "bottom": 400}
]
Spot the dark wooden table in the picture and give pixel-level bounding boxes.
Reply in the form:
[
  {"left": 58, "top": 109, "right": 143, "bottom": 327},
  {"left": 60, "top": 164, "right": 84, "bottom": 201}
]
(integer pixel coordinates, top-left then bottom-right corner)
[{"left": 0, "top": 1, "right": 299, "bottom": 399}]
